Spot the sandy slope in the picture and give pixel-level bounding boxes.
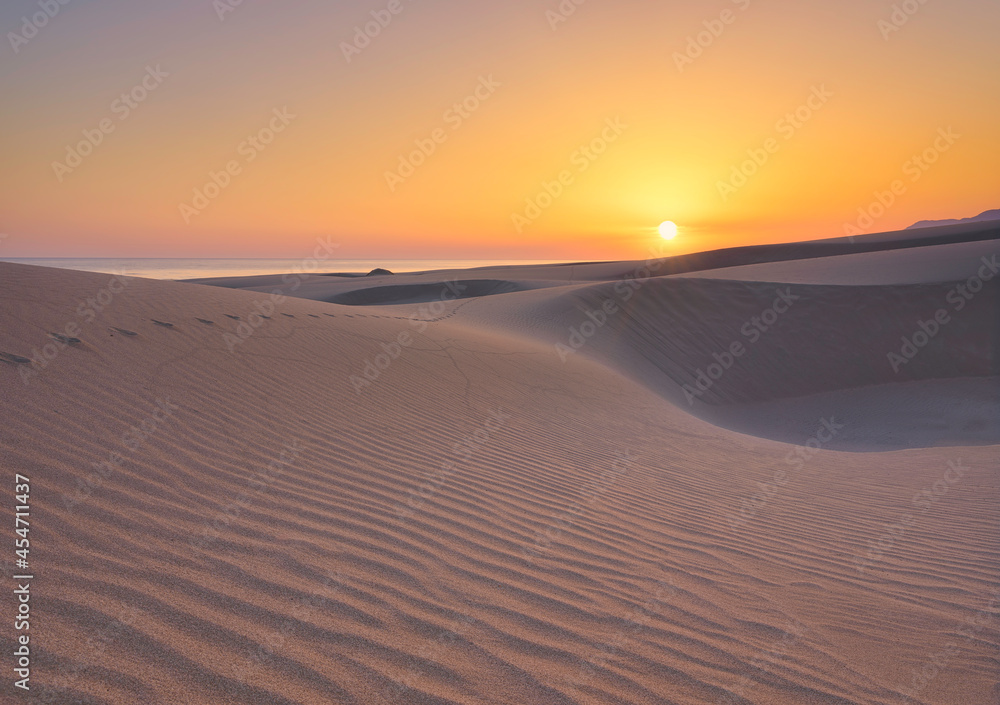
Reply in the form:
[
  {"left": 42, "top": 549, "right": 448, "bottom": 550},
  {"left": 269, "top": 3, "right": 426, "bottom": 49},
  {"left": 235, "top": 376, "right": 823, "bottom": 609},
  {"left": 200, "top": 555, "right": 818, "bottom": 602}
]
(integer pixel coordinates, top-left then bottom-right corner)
[
  {"left": 671, "top": 239, "right": 1000, "bottom": 286},
  {"left": 0, "top": 226, "right": 998, "bottom": 704}
]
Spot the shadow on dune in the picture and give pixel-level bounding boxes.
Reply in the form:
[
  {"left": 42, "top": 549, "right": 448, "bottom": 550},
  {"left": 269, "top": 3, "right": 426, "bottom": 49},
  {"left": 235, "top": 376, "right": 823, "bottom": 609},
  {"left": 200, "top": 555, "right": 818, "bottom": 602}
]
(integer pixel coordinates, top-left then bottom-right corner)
[
  {"left": 324, "top": 279, "right": 526, "bottom": 306},
  {"left": 540, "top": 276, "right": 1000, "bottom": 452}
]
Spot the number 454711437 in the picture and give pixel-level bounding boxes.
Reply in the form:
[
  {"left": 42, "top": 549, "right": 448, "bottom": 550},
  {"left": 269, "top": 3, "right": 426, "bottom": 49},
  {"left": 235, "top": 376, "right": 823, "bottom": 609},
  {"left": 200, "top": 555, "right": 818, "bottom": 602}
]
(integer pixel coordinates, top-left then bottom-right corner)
[{"left": 15, "top": 475, "right": 29, "bottom": 557}]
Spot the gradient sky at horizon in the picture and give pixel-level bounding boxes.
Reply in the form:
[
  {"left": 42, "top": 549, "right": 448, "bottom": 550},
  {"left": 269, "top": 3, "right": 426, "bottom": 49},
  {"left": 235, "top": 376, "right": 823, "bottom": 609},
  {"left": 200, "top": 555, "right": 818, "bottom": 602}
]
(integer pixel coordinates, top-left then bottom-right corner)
[{"left": 1, "top": 0, "right": 998, "bottom": 259}]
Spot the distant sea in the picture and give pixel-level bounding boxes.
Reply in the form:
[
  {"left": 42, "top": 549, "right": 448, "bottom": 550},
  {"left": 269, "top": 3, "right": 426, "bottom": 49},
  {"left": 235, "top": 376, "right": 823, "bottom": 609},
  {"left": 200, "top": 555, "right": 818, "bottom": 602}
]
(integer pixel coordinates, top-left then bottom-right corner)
[{"left": 1, "top": 258, "right": 566, "bottom": 281}]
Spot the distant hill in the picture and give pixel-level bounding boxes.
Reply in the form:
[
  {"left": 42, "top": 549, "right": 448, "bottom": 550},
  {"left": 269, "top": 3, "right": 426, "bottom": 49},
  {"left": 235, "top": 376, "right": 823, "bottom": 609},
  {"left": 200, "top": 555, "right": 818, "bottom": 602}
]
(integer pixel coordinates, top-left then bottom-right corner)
[{"left": 908, "top": 208, "right": 1000, "bottom": 229}]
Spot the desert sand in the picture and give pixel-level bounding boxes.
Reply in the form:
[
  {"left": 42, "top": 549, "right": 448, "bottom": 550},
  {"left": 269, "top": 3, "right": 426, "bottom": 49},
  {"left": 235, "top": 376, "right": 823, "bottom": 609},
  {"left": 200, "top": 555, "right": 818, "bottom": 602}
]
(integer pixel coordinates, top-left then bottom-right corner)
[{"left": 0, "top": 222, "right": 997, "bottom": 704}]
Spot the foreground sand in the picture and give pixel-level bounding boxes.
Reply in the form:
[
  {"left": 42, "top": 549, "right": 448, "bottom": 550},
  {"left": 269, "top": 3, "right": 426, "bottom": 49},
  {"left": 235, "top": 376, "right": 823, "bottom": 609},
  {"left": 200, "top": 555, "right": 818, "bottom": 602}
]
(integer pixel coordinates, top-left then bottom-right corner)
[{"left": 1, "top": 223, "right": 998, "bottom": 704}]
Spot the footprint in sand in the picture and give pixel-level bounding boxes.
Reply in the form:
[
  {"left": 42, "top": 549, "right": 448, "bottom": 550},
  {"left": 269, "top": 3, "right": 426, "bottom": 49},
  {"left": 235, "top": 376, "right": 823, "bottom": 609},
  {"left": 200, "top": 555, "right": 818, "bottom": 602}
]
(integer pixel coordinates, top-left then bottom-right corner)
[
  {"left": 109, "top": 327, "right": 138, "bottom": 337},
  {"left": 0, "top": 352, "right": 31, "bottom": 365},
  {"left": 281, "top": 313, "right": 295, "bottom": 318},
  {"left": 308, "top": 314, "right": 319, "bottom": 318},
  {"left": 324, "top": 313, "right": 337, "bottom": 318},
  {"left": 224, "top": 314, "right": 240, "bottom": 321},
  {"left": 49, "top": 333, "right": 82, "bottom": 345},
  {"left": 151, "top": 320, "right": 175, "bottom": 328},
  {"left": 195, "top": 318, "right": 215, "bottom": 326}
]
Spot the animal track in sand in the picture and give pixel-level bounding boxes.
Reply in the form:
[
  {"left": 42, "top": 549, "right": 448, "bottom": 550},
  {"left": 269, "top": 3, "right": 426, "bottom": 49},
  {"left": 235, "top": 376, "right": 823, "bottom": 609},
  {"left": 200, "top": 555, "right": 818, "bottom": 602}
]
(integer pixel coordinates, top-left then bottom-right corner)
[
  {"left": 0, "top": 352, "right": 30, "bottom": 364},
  {"left": 49, "top": 333, "right": 81, "bottom": 345},
  {"left": 281, "top": 313, "right": 295, "bottom": 318},
  {"left": 110, "top": 327, "right": 138, "bottom": 337},
  {"left": 151, "top": 320, "right": 175, "bottom": 328},
  {"left": 224, "top": 314, "right": 240, "bottom": 320},
  {"left": 196, "top": 318, "right": 215, "bottom": 326}
]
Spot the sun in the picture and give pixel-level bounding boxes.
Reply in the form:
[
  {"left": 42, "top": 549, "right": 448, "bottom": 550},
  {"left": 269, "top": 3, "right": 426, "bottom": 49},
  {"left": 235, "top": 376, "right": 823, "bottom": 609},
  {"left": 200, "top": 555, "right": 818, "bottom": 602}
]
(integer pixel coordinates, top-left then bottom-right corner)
[{"left": 658, "top": 221, "right": 678, "bottom": 240}]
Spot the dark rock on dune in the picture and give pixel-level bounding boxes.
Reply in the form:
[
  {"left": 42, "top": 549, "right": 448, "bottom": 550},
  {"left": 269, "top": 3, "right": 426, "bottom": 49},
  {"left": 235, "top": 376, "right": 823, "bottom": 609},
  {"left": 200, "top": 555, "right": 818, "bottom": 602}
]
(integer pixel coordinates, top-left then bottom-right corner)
[{"left": 366, "top": 268, "right": 393, "bottom": 276}]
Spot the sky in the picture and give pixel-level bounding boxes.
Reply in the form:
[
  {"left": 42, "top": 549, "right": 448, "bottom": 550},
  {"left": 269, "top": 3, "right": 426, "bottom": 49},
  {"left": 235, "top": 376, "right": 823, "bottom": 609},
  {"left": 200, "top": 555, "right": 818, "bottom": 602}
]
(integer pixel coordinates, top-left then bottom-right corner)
[{"left": 1, "top": 0, "right": 998, "bottom": 260}]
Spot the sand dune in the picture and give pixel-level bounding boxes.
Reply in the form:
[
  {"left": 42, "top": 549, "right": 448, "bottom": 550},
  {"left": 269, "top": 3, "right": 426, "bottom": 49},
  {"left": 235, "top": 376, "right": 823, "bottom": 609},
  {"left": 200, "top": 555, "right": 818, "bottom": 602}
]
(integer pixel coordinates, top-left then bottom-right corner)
[
  {"left": 460, "top": 274, "right": 998, "bottom": 450},
  {"left": 1, "top": 224, "right": 998, "bottom": 704},
  {"left": 671, "top": 239, "right": 1000, "bottom": 286}
]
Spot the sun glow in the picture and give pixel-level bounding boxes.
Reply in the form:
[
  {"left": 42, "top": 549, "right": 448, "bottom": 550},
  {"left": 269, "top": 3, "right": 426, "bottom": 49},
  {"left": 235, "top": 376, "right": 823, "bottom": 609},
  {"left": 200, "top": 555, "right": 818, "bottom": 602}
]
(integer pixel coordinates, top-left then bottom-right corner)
[{"left": 658, "top": 221, "right": 678, "bottom": 240}]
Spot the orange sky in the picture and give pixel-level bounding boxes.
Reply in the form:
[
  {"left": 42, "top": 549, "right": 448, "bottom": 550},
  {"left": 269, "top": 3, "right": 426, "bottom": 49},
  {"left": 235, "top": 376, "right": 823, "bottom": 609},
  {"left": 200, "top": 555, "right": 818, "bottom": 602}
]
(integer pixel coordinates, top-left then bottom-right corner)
[{"left": 1, "top": 0, "right": 997, "bottom": 259}]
